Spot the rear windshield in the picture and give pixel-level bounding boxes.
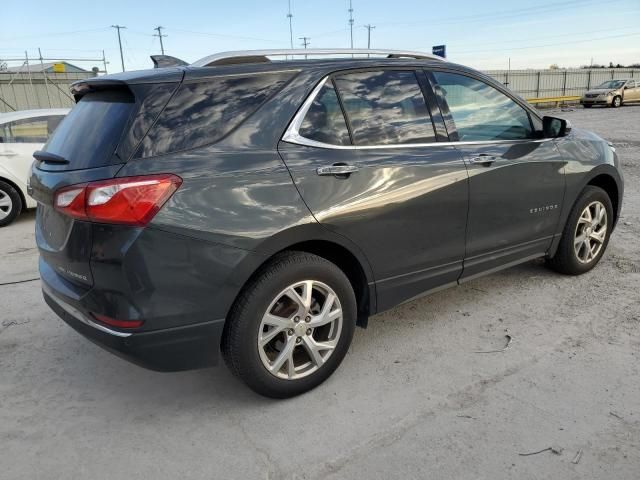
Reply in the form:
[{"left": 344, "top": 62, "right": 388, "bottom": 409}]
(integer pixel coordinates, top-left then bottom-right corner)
[
  {"left": 135, "top": 72, "right": 293, "bottom": 158},
  {"left": 43, "top": 90, "right": 134, "bottom": 169}
]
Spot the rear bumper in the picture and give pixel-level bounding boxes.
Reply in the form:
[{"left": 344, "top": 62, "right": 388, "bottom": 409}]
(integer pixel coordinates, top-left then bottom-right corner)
[{"left": 43, "top": 282, "right": 225, "bottom": 372}]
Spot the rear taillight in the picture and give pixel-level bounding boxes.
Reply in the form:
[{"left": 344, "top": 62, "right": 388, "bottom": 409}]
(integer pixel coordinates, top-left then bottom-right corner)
[
  {"left": 91, "top": 313, "right": 144, "bottom": 329},
  {"left": 54, "top": 174, "right": 182, "bottom": 226}
]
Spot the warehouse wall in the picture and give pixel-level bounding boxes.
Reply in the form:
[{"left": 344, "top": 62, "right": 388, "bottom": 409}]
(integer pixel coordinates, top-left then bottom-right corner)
[{"left": 0, "top": 70, "right": 95, "bottom": 113}]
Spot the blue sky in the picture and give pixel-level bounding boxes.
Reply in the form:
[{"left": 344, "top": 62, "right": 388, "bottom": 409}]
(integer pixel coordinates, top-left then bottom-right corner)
[{"left": 2, "top": 0, "right": 639, "bottom": 72}]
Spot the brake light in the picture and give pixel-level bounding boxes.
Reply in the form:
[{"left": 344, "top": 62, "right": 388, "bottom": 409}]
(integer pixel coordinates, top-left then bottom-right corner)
[
  {"left": 54, "top": 174, "right": 182, "bottom": 226},
  {"left": 91, "top": 313, "right": 144, "bottom": 329}
]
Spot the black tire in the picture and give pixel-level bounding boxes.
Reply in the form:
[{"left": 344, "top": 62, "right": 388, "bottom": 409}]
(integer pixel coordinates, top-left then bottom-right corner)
[
  {"left": 548, "top": 186, "right": 613, "bottom": 275},
  {"left": 583, "top": 104, "right": 592, "bottom": 108},
  {"left": 611, "top": 95, "right": 622, "bottom": 108},
  {"left": 222, "top": 251, "right": 357, "bottom": 398},
  {"left": 0, "top": 180, "right": 22, "bottom": 227}
]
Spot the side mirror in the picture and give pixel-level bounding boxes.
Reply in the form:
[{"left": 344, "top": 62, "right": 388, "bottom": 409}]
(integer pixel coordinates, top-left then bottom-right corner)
[
  {"left": 624, "top": 85, "right": 631, "bottom": 89},
  {"left": 543, "top": 116, "right": 571, "bottom": 138}
]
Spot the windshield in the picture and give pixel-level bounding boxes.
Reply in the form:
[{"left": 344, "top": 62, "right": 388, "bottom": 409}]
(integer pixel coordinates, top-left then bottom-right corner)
[{"left": 596, "top": 80, "right": 626, "bottom": 90}]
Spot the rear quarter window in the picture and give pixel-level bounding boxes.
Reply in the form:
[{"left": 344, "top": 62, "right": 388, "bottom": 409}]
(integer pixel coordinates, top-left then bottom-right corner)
[{"left": 136, "top": 72, "right": 294, "bottom": 158}]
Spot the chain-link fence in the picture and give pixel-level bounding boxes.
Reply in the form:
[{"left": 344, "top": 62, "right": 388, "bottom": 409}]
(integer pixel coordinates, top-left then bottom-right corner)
[{"left": 484, "top": 68, "right": 639, "bottom": 99}]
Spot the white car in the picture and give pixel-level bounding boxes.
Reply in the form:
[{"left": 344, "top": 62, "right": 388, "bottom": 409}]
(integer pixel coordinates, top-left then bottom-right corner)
[{"left": 0, "top": 108, "right": 70, "bottom": 226}]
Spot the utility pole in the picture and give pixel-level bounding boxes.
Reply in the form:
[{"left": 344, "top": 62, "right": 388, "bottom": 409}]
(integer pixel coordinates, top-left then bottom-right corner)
[
  {"left": 287, "top": 0, "right": 294, "bottom": 49},
  {"left": 111, "top": 25, "right": 126, "bottom": 72},
  {"left": 299, "top": 37, "right": 310, "bottom": 59},
  {"left": 364, "top": 24, "right": 375, "bottom": 49},
  {"left": 102, "top": 50, "right": 108, "bottom": 74},
  {"left": 348, "top": 0, "right": 354, "bottom": 49},
  {"left": 154, "top": 26, "right": 167, "bottom": 55}
]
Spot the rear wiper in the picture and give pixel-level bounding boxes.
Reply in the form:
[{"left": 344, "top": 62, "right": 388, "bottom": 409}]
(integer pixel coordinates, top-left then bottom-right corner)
[{"left": 33, "top": 150, "right": 69, "bottom": 165}]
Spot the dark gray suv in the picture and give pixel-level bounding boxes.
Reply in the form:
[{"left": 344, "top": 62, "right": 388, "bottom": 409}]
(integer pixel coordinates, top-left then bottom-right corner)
[{"left": 30, "top": 49, "right": 623, "bottom": 398}]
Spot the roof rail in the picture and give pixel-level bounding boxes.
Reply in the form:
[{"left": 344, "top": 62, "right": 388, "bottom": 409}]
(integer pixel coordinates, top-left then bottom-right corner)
[{"left": 191, "top": 48, "right": 445, "bottom": 67}]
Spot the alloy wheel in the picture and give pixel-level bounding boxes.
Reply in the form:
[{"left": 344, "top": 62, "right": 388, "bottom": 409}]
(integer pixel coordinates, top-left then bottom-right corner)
[
  {"left": 258, "top": 280, "right": 343, "bottom": 380},
  {"left": 0, "top": 190, "right": 13, "bottom": 220},
  {"left": 574, "top": 201, "right": 607, "bottom": 264}
]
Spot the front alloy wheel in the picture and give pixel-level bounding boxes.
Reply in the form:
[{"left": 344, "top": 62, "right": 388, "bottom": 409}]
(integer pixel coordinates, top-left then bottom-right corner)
[
  {"left": 548, "top": 185, "right": 613, "bottom": 275},
  {"left": 574, "top": 201, "right": 607, "bottom": 264}
]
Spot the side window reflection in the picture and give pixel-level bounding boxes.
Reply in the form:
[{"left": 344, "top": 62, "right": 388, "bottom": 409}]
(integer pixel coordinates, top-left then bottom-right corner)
[
  {"left": 333, "top": 70, "right": 436, "bottom": 146},
  {"left": 433, "top": 72, "right": 534, "bottom": 141}
]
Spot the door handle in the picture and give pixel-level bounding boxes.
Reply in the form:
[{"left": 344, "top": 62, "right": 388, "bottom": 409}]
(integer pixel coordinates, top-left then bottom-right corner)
[
  {"left": 467, "top": 154, "right": 499, "bottom": 166},
  {"left": 316, "top": 164, "right": 359, "bottom": 177},
  {"left": 1, "top": 150, "right": 18, "bottom": 157}
]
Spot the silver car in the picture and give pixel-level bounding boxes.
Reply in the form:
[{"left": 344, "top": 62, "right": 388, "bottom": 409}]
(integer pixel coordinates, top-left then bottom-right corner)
[{"left": 580, "top": 79, "right": 640, "bottom": 108}]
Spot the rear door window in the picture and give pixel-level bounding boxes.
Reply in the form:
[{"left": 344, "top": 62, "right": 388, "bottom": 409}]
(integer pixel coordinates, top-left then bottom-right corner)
[
  {"left": 44, "top": 90, "right": 135, "bottom": 168},
  {"left": 432, "top": 71, "right": 534, "bottom": 141},
  {"left": 298, "top": 80, "right": 351, "bottom": 146},
  {"left": 332, "top": 70, "right": 436, "bottom": 146},
  {"left": 137, "top": 72, "right": 294, "bottom": 157}
]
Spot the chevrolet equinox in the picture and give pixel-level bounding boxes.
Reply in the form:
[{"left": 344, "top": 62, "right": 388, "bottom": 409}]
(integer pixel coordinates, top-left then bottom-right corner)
[{"left": 30, "top": 49, "right": 624, "bottom": 398}]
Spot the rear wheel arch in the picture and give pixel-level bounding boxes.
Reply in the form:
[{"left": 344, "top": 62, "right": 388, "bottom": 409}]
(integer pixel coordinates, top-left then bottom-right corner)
[
  {"left": 225, "top": 233, "right": 375, "bottom": 331},
  {"left": 281, "top": 240, "right": 373, "bottom": 327}
]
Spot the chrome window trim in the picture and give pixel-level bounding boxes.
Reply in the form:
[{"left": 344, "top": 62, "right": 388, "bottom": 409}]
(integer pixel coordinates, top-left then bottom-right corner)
[
  {"left": 43, "top": 282, "right": 133, "bottom": 338},
  {"left": 281, "top": 75, "right": 554, "bottom": 151}
]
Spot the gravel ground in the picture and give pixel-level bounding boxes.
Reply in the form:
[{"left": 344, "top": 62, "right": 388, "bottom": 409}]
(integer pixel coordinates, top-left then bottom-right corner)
[{"left": 1, "top": 105, "right": 639, "bottom": 480}]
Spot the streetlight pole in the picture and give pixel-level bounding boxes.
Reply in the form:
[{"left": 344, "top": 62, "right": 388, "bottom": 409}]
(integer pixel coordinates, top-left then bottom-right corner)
[
  {"left": 348, "top": 0, "right": 354, "bottom": 49},
  {"left": 287, "top": 0, "right": 294, "bottom": 49}
]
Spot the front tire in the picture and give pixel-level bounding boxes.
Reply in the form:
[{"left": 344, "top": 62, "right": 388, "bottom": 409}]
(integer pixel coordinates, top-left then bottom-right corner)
[
  {"left": 583, "top": 104, "right": 592, "bottom": 108},
  {"left": 611, "top": 95, "right": 622, "bottom": 108},
  {"left": 548, "top": 186, "right": 613, "bottom": 275},
  {"left": 0, "top": 180, "right": 22, "bottom": 227},
  {"left": 222, "top": 251, "right": 357, "bottom": 398}
]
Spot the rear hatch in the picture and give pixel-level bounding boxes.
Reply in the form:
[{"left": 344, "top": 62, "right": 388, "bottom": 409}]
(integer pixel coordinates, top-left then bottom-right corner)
[{"left": 30, "top": 72, "right": 182, "bottom": 288}]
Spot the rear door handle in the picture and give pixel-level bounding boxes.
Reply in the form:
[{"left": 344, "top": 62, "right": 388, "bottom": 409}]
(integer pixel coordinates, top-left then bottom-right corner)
[
  {"left": 316, "top": 164, "right": 359, "bottom": 177},
  {"left": 1, "top": 150, "right": 18, "bottom": 157},
  {"left": 467, "top": 154, "right": 499, "bottom": 166}
]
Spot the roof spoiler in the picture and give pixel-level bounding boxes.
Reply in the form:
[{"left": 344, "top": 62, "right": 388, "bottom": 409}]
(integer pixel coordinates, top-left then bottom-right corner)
[{"left": 150, "top": 55, "right": 188, "bottom": 68}]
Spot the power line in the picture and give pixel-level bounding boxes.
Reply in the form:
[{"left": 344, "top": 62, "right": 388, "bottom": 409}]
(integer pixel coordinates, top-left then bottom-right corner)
[
  {"left": 373, "top": 0, "right": 625, "bottom": 28},
  {"left": 452, "top": 31, "right": 640, "bottom": 55},
  {"left": 154, "top": 26, "right": 167, "bottom": 55},
  {"left": 111, "top": 25, "right": 126, "bottom": 72},
  {"left": 0, "top": 27, "right": 110, "bottom": 42},
  {"left": 169, "top": 28, "right": 280, "bottom": 43}
]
